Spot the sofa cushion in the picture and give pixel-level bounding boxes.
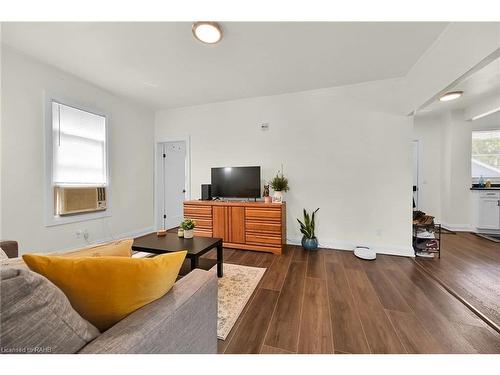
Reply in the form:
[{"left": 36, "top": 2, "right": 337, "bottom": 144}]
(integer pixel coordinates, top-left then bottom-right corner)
[
  {"left": 0, "top": 239, "right": 133, "bottom": 270},
  {"left": 22, "top": 251, "right": 187, "bottom": 332},
  {"left": 54, "top": 238, "right": 133, "bottom": 258},
  {"left": 0, "top": 240, "right": 18, "bottom": 258},
  {"left": 0, "top": 267, "right": 99, "bottom": 354}
]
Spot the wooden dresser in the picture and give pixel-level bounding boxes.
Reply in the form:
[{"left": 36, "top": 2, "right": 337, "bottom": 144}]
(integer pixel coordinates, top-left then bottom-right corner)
[{"left": 183, "top": 200, "right": 286, "bottom": 254}]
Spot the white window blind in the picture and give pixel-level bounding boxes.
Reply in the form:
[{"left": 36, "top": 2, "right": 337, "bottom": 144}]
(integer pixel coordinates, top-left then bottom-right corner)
[{"left": 52, "top": 101, "right": 107, "bottom": 185}]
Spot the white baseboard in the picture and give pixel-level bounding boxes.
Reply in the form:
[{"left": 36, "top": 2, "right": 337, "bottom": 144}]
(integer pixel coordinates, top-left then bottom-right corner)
[
  {"left": 41, "top": 226, "right": 156, "bottom": 255},
  {"left": 469, "top": 227, "right": 500, "bottom": 235},
  {"left": 93, "top": 226, "right": 155, "bottom": 245},
  {"left": 287, "top": 236, "right": 414, "bottom": 257},
  {"left": 40, "top": 228, "right": 414, "bottom": 258},
  {"left": 440, "top": 223, "right": 473, "bottom": 232}
]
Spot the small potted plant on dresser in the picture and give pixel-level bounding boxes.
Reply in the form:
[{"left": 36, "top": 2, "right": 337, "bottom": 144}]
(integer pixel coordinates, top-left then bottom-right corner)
[
  {"left": 180, "top": 219, "right": 196, "bottom": 239},
  {"left": 270, "top": 168, "right": 289, "bottom": 203},
  {"left": 297, "top": 208, "right": 319, "bottom": 250}
]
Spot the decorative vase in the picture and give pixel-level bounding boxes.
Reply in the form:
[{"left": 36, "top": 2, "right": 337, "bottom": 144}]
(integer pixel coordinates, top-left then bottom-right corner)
[
  {"left": 184, "top": 229, "right": 194, "bottom": 239},
  {"left": 273, "top": 190, "right": 284, "bottom": 203},
  {"left": 177, "top": 228, "right": 184, "bottom": 237},
  {"left": 301, "top": 236, "right": 318, "bottom": 251},
  {"left": 264, "top": 196, "right": 272, "bottom": 204}
]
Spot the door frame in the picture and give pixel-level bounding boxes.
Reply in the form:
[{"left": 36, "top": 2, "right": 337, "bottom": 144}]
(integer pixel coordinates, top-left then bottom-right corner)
[{"left": 154, "top": 136, "right": 191, "bottom": 230}]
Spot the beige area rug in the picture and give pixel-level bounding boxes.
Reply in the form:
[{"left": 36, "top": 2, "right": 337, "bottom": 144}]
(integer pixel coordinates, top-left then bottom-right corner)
[{"left": 211, "top": 263, "right": 266, "bottom": 340}]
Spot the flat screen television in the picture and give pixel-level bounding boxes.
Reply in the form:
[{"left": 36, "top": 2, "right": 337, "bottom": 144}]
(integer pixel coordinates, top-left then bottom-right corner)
[{"left": 211, "top": 166, "right": 261, "bottom": 199}]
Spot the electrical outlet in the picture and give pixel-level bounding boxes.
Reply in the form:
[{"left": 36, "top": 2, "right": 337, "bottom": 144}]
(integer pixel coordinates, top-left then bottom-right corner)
[{"left": 76, "top": 229, "right": 90, "bottom": 241}]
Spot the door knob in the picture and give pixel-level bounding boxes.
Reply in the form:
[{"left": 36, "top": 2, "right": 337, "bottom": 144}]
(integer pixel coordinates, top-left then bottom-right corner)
[{"left": 182, "top": 189, "right": 186, "bottom": 193}]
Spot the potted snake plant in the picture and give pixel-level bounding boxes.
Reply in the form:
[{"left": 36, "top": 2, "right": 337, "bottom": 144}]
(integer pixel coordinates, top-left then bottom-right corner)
[{"left": 297, "top": 208, "right": 319, "bottom": 250}]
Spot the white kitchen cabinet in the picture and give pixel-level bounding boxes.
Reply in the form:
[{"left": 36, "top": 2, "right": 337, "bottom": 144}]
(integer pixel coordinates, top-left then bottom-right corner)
[{"left": 473, "top": 191, "right": 500, "bottom": 230}]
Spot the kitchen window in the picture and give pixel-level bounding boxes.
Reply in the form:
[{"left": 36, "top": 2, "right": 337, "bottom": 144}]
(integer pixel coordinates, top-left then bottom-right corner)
[{"left": 471, "top": 129, "right": 500, "bottom": 183}]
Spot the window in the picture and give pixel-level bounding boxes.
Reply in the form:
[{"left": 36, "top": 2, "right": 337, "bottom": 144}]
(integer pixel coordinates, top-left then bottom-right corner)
[
  {"left": 471, "top": 129, "right": 500, "bottom": 182},
  {"left": 45, "top": 96, "right": 110, "bottom": 226},
  {"left": 52, "top": 102, "right": 107, "bottom": 186}
]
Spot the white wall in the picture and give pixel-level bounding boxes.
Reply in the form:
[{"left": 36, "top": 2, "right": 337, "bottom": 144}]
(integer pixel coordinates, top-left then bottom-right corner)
[
  {"left": 156, "top": 81, "right": 414, "bottom": 256},
  {"left": 0, "top": 25, "right": 3, "bottom": 241},
  {"left": 413, "top": 114, "right": 443, "bottom": 220},
  {"left": 443, "top": 110, "right": 473, "bottom": 228},
  {"left": 413, "top": 110, "right": 474, "bottom": 231},
  {"left": 1, "top": 47, "right": 155, "bottom": 254}
]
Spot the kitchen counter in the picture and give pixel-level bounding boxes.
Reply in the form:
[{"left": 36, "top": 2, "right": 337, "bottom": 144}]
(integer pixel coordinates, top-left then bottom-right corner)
[{"left": 471, "top": 187, "right": 500, "bottom": 190}]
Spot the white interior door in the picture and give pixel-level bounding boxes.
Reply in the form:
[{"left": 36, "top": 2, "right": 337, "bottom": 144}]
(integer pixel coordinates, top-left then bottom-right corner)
[
  {"left": 159, "top": 141, "right": 186, "bottom": 229},
  {"left": 412, "top": 140, "right": 419, "bottom": 209}
]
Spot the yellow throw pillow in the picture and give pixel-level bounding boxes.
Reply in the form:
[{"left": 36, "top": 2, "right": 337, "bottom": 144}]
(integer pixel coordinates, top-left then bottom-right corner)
[
  {"left": 22, "top": 251, "right": 187, "bottom": 332},
  {"left": 55, "top": 238, "right": 133, "bottom": 258}
]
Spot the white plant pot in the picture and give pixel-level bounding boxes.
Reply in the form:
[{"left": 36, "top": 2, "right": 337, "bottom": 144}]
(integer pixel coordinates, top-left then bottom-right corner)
[
  {"left": 273, "top": 190, "right": 284, "bottom": 203},
  {"left": 183, "top": 229, "right": 194, "bottom": 239}
]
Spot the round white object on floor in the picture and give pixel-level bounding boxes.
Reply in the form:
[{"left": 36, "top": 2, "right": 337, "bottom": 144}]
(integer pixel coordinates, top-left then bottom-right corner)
[{"left": 354, "top": 246, "right": 376, "bottom": 260}]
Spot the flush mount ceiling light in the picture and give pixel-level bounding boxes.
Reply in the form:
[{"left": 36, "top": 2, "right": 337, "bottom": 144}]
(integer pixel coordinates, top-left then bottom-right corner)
[
  {"left": 439, "top": 90, "right": 464, "bottom": 102},
  {"left": 192, "top": 22, "right": 223, "bottom": 44}
]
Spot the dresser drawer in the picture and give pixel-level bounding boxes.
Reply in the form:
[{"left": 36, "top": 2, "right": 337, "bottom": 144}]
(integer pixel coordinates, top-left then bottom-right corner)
[
  {"left": 194, "top": 228, "right": 213, "bottom": 238},
  {"left": 184, "top": 205, "right": 213, "bottom": 218},
  {"left": 191, "top": 218, "right": 212, "bottom": 229},
  {"left": 246, "top": 233, "right": 282, "bottom": 246},
  {"left": 245, "top": 221, "right": 281, "bottom": 235},
  {"left": 245, "top": 207, "right": 281, "bottom": 222}
]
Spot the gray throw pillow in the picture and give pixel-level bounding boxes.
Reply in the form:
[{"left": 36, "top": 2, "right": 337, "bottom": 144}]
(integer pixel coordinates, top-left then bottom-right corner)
[{"left": 0, "top": 267, "right": 100, "bottom": 354}]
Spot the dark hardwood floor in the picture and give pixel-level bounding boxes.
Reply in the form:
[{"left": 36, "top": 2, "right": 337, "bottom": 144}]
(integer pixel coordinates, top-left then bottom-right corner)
[
  {"left": 415, "top": 232, "right": 500, "bottom": 330},
  {"left": 194, "top": 235, "right": 500, "bottom": 354}
]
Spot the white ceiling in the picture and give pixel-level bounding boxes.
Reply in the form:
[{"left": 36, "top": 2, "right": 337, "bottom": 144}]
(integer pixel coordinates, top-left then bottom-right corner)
[
  {"left": 421, "top": 57, "right": 500, "bottom": 116},
  {"left": 1, "top": 22, "right": 448, "bottom": 109},
  {"left": 472, "top": 111, "right": 500, "bottom": 130}
]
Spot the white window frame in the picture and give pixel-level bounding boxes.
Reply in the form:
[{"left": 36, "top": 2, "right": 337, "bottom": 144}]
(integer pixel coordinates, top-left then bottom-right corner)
[
  {"left": 43, "top": 92, "right": 112, "bottom": 226},
  {"left": 471, "top": 129, "right": 500, "bottom": 184}
]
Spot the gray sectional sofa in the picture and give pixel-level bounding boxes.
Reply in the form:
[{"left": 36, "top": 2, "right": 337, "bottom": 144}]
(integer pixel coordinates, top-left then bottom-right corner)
[
  {"left": 79, "top": 269, "right": 218, "bottom": 354},
  {"left": 0, "top": 241, "right": 218, "bottom": 354}
]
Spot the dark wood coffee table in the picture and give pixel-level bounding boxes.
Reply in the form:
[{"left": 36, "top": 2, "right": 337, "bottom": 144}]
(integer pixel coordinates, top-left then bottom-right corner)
[{"left": 132, "top": 233, "right": 223, "bottom": 277}]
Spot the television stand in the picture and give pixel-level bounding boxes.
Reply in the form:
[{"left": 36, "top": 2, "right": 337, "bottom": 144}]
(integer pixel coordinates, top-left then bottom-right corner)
[{"left": 183, "top": 200, "right": 286, "bottom": 254}]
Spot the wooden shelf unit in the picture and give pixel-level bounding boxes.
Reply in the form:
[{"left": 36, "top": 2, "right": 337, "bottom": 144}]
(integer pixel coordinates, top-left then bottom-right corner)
[{"left": 183, "top": 200, "right": 286, "bottom": 254}]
